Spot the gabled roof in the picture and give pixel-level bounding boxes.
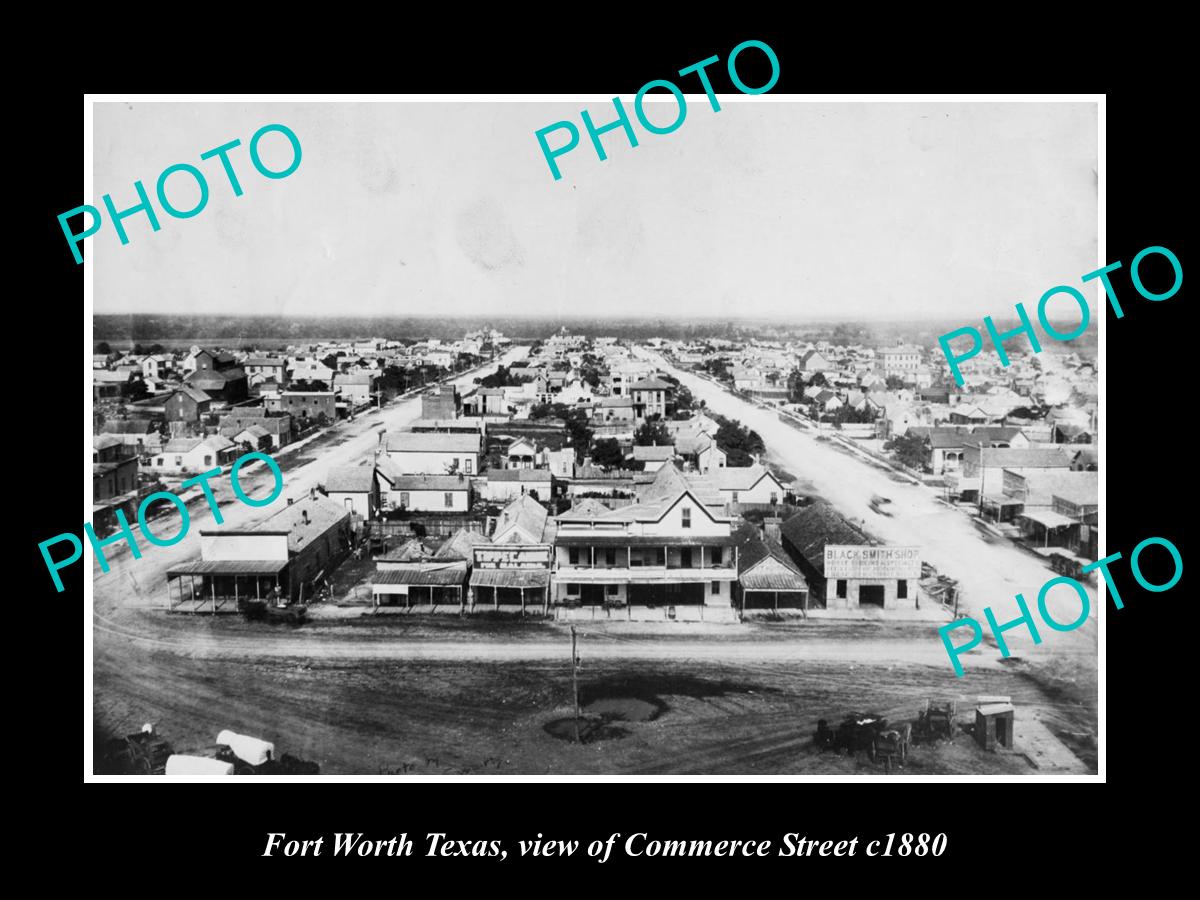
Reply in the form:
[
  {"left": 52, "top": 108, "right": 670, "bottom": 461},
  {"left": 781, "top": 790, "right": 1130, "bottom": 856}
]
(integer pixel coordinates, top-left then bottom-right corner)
[
  {"left": 556, "top": 498, "right": 611, "bottom": 521},
  {"left": 696, "top": 464, "right": 780, "bottom": 493},
  {"left": 434, "top": 528, "right": 492, "bottom": 560},
  {"left": 493, "top": 494, "right": 550, "bottom": 544},
  {"left": 93, "top": 434, "right": 124, "bottom": 451},
  {"left": 324, "top": 465, "right": 377, "bottom": 493},
  {"left": 780, "top": 502, "right": 871, "bottom": 573},
  {"left": 172, "top": 386, "right": 212, "bottom": 404},
  {"left": 635, "top": 463, "right": 724, "bottom": 508}
]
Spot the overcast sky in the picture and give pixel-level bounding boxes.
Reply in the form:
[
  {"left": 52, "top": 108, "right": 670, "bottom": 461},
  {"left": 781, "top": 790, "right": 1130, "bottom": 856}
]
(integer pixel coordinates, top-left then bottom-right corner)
[{"left": 92, "top": 100, "right": 1097, "bottom": 322}]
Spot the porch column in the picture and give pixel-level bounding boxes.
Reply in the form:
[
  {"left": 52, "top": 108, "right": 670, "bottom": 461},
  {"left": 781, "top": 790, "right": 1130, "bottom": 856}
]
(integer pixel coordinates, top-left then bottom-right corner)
[
  {"left": 521, "top": 588, "right": 526, "bottom": 616},
  {"left": 211, "top": 579, "right": 217, "bottom": 615},
  {"left": 461, "top": 586, "right": 466, "bottom": 616},
  {"left": 234, "top": 579, "right": 239, "bottom": 609},
  {"left": 495, "top": 585, "right": 499, "bottom": 610}
]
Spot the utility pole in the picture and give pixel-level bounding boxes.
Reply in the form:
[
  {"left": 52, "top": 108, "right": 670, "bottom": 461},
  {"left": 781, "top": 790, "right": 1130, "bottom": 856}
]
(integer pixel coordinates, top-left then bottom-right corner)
[{"left": 570, "top": 625, "right": 582, "bottom": 744}]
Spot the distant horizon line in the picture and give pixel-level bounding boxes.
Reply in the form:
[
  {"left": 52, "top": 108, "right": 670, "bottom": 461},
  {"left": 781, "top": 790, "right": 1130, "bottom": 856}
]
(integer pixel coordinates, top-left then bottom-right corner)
[{"left": 91, "top": 311, "right": 1083, "bottom": 325}]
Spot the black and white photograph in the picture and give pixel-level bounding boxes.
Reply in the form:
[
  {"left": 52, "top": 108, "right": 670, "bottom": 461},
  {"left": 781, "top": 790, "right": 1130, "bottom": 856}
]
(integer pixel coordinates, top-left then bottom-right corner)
[{"left": 82, "top": 95, "right": 1103, "bottom": 779}]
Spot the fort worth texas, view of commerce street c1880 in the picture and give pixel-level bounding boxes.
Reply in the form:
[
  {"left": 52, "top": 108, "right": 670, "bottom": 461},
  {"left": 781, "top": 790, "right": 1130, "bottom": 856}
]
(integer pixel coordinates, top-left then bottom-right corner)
[{"left": 86, "top": 99, "right": 1100, "bottom": 777}]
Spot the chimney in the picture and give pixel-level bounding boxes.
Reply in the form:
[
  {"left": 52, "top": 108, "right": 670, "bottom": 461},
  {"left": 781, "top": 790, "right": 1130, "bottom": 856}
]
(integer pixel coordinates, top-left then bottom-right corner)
[
  {"left": 302, "top": 510, "right": 309, "bottom": 525},
  {"left": 287, "top": 497, "right": 295, "bottom": 506},
  {"left": 310, "top": 487, "right": 317, "bottom": 500}
]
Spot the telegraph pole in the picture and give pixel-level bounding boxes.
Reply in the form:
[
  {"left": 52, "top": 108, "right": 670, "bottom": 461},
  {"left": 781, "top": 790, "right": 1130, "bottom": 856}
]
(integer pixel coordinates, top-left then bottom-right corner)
[{"left": 570, "top": 625, "right": 582, "bottom": 744}]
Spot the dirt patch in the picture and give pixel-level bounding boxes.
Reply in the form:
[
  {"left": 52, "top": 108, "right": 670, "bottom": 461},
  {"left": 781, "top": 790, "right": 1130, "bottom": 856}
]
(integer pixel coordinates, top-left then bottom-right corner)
[
  {"left": 544, "top": 717, "right": 629, "bottom": 744},
  {"left": 585, "top": 697, "right": 663, "bottom": 722}
]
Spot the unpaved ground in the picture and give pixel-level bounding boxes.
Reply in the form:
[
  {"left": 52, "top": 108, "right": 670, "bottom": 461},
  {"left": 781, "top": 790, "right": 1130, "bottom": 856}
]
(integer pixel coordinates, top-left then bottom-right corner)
[{"left": 93, "top": 614, "right": 1095, "bottom": 775}]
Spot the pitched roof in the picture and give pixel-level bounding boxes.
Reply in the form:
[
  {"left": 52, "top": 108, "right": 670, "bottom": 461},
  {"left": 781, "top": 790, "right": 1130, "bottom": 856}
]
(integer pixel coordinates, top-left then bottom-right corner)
[
  {"left": 493, "top": 494, "right": 550, "bottom": 543},
  {"left": 93, "top": 434, "right": 124, "bottom": 451},
  {"left": 172, "top": 386, "right": 211, "bottom": 404},
  {"left": 256, "top": 494, "right": 350, "bottom": 555},
  {"left": 635, "top": 463, "right": 723, "bottom": 507},
  {"left": 434, "top": 528, "right": 492, "bottom": 560},
  {"left": 556, "top": 498, "right": 611, "bottom": 521},
  {"left": 243, "top": 357, "right": 286, "bottom": 367},
  {"left": 696, "top": 464, "right": 779, "bottom": 492},
  {"left": 780, "top": 502, "right": 871, "bottom": 573},
  {"left": 386, "top": 431, "right": 481, "bottom": 454},
  {"left": 236, "top": 425, "right": 271, "bottom": 440},
  {"left": 324, "top": 465, "right": 377, "bottom": 493}
]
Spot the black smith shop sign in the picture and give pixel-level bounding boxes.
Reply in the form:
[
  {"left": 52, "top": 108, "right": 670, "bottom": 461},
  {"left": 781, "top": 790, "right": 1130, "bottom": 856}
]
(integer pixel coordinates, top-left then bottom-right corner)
[{"left": 824, "top": 545, "right": 921, "bottom": 580}]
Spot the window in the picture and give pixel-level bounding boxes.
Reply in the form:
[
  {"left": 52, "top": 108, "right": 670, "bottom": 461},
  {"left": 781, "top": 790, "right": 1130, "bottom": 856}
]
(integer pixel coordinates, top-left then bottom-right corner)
[
  {"left": 606, "top": 584, "right": 618, "bottom": 596},
  {"left": 681, "top": 548, "right": 693, "bottom": 568},
  {"left": 836, "top": 579, "right": 848, "bottom": 599},
  {"left": 344, "top": 498, "right": 354, "bottom": 510},
  {"left": 605, "top": 548, "right": 616, "bottom": 566},
  {"left": 156, "top": 458, "right": 164, "bottom": 466},
  {"left": 568, "top": 547, "right": 579, "bottom": 565},
  {"left": 464, "top": 458, "right": 472, "bottom": 474},
  {"left": 770, "top": 492, "right": 779, "bottom": 504},
  {"left": 444, "top": 493, "right": 454, "bottom": 508},
  {"left": 898, "top": 579, "right": 908, "bottom": 599},
  {"left": 566, "top": 583, "right": 580, "bottom": 595},
  {"left": 175, "top": 456, "right": 183, "bottom": 466},
  {"left": 711, "top": 546, "right": 723, "bottom": 565},
  {"left": 731, "top": 491, "right": 739, "bottom": 503},
  {"left": 712, "top": 581, "right": 721, "bottom": 595},
  {"left": 399, "top": 492, "right": 410, "bottom": 508},
  {"left": 681, "top": 507, "right": 692, "bottom": 528},
  {"left": 655, "top": 548, "right": 665, "bottom": 566},
  {"left": 204, "top": 455, "right": 213, "bottom": 466}
]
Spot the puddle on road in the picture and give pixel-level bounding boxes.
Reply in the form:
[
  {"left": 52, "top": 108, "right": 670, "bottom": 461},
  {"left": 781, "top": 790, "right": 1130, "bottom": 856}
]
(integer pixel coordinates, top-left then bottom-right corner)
[{"left": 544, "top": 696, "right": 665, "bottom": 744}]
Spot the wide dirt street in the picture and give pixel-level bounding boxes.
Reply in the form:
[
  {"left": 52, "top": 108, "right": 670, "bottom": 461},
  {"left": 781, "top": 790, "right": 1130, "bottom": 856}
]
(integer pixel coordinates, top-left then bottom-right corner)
[
  {"left": 89, "top": 344, "right": 1097, "bottom": 775},
  {"left": 642, "top": 348, "right": 1100, "bottom": 670}
]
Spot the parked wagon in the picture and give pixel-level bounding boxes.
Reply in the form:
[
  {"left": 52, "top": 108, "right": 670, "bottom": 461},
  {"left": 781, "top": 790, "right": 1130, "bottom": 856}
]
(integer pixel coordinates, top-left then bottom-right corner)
[
  {"left": 873, "top": 723, "right": 911, "bottom": 773},
  {"left": 914, "top": 699, "right": 956, "bottom": 741},
  {"left": 815, "top": 713, "right": 890, "bottom": 758}
]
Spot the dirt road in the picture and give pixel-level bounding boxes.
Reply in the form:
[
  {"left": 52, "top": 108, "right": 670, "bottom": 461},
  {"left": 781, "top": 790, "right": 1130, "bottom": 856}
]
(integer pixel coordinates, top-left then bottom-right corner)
[
  {"left": 90, "top": 347, "right": 528, "bottom": 616},
  {"left": 93, "top": 616, "right": 1095, "bottom": 775},
  {"left": 640, "top": 349, "right": 1100, "bottom": 669}
]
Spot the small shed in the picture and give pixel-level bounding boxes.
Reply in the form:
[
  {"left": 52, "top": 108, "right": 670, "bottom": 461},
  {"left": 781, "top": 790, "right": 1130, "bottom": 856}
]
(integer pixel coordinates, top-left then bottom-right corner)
[{"left": 975, "top": 703, "right": 1015, "bottom": 751}]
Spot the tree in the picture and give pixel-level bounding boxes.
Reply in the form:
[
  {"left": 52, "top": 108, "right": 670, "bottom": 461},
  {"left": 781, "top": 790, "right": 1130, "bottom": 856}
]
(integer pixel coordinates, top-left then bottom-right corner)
[
  {"left": 634, "top": 420, "right": 672, "bottom": 446},
  {"left": 714, "top": 417, "right": 765, "bottom": 466},
  {"left": 885, "top": 375, "right": 906, "bottom": 390},
  {"left": 321, "top": 353, "right": 339, "bottom": 372},
  {"left": 590, "top": 438, "right": 624, "bottom": 469},
  {"left": 884, "top": 432, "right": 930, "bottom": 471},
  {"left": 96, "top": 341, "right": 111, "bottom": 354},
  {"left": 808, "top": 371, "right": 828, "bottom": 388}
]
